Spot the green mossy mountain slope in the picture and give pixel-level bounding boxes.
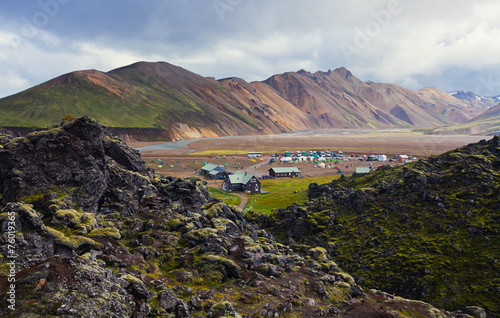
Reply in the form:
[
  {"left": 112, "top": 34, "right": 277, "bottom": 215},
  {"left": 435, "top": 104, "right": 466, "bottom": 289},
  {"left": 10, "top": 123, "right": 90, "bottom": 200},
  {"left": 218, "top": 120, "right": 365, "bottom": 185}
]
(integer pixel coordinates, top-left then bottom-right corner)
[
  {"left": 0, "top": 61, "right": 487, "bottom": 141},
  {"left": 0, "top": 117, "right": 485, "bottom": 317},
  {"left": 254, "top": 136, "right": 500, "bottom": 316},
  {"left": 0, "top": 62, "right": 262, "bottom": 139}
]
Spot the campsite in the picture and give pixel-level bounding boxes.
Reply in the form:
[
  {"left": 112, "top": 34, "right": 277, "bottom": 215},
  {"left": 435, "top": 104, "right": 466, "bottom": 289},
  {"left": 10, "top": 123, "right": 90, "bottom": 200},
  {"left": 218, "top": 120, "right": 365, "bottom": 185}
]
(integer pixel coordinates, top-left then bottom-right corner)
[
  {"left": 132, "top": 129, "right": 488, "bottom": 180},
  {"left": 130, "top": 130, "right": 490, "bottom": 212}
]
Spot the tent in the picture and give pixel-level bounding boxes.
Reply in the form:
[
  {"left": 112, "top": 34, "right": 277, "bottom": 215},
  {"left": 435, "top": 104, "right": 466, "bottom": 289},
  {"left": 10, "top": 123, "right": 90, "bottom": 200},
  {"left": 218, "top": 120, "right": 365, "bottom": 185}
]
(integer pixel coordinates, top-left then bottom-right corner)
[
  {"left": 251, "top": 159, "right": 256, "bottom": 162},
  {"left": 318, "top": 162, "right": 326, "bottom": 168},
  {"left": 157, "top": 165, "right": 163, "bottom": 168},
  {"left": 169, "top": 165, "right": 174, "bottom": 168}
]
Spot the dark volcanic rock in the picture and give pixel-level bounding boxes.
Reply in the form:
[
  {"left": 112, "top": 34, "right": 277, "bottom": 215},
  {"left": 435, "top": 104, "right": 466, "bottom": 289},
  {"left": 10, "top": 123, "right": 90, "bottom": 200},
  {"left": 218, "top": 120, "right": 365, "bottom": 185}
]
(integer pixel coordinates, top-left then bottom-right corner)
[
  {"left": 0, "top": 116, "right": 145, "bottom": 212},
  {"left": 0, "top": 117, "right": 485, "bottom": 318},
  {"left": 0, "top": 255, "right": 136, "bottom": 317},
  {"left": 0, "top": 129, "right": 13, "bottom": 145},
  {"left": 258, "top": 136, "right": 500, "bottom": 316}
]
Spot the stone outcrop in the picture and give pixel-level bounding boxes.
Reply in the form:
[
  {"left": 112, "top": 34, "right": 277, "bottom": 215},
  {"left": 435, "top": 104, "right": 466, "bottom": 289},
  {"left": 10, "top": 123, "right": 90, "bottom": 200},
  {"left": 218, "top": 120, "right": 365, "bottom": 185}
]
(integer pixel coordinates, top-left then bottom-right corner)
[
  {"left": 257, "top": 136, "right": 500, "bottom": 316},
  {"left": 0, "top": 117, "right": 488, "bottom": 317}
]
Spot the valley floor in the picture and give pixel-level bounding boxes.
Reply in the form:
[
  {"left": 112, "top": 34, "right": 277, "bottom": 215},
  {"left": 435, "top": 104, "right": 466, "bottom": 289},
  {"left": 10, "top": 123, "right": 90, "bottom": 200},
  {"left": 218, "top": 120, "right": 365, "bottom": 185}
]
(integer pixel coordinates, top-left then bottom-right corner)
[{"left": 129, "top": 130, "right": 490, "bottom": 179}]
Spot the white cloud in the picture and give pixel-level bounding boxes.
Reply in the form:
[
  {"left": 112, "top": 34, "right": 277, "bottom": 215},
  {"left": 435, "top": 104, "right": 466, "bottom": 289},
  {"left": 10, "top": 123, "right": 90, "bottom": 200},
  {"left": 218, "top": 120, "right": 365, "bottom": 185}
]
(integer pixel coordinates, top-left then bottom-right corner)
[
  {"left": 73, "top": 41, "right": 164, "bottom": 71},
  {"left": 0, "top": 70, "right": 29, "bottom": 97},
  {"left": 2, "top": 0, "right": 500, "bottom": 97}
]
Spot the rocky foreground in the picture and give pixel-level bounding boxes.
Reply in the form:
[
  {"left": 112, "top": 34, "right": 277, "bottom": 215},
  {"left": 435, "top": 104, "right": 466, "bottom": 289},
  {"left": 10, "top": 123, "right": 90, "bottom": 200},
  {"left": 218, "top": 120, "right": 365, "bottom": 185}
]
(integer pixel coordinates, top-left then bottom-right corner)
[
  {"left": 252, "top": 136, "right": 500, "bottom": 317},
  {"left": 0, "top": 117, "right": 487, "bottom": 317}
]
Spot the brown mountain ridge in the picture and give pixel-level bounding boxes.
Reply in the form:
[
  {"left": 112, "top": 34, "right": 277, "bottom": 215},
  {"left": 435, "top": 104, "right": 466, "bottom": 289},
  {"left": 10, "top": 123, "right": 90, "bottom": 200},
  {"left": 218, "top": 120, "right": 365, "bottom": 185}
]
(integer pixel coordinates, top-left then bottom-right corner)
[{"left": 0, "top": 61, "right": 486, "bottom": 140}]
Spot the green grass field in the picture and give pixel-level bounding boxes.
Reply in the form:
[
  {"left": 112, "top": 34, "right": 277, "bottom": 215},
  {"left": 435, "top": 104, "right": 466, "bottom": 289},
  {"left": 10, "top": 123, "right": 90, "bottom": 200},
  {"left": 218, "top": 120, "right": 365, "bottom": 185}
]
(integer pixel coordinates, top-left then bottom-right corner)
[
  {"left": 244, "top": 175, "right": 340, "bottom": 214},
  {"left": 208, "top": 188, "right": 241, "bottom": 207}
]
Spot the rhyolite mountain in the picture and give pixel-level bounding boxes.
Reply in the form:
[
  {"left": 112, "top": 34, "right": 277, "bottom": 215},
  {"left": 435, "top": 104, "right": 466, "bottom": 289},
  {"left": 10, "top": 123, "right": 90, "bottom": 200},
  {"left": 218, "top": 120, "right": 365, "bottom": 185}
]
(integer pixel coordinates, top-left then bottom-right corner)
[
  {"left": 0, "top": 61, "right": 486, "bottom": 141},
  {"left": 250, "top": 135, "right": 500, "bottom": 316},
  {"left": 0, "top": 117, "right": 487, "bottom": 317},
  {"left": 423, "top": 102, "right": 500, "bottom": 136}
]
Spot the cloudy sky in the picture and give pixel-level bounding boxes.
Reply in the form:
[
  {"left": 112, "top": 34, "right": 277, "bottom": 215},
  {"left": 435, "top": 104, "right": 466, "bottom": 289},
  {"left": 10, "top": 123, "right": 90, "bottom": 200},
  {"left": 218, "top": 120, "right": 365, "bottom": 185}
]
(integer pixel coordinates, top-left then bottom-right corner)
[{"left": 1, "top": 0, "right": 500, "bottom": 98}]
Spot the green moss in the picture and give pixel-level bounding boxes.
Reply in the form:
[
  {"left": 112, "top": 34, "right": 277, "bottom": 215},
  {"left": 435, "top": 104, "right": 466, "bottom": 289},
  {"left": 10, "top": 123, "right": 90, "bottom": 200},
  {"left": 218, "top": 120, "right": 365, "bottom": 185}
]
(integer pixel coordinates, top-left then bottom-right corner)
[
  {"left": 46, "top": 226, "right": 96, "bottom": 249},
  {"left": 328, "top": 281, "right": 353, "bottom": 304},
  {"left": 309, "top": 247, "right": 328, "bottom": 262},
  {"left": 87, "top": 227, "right": 121, "bottom": 239},
  {"left": 53, "top": 209, "right": 97, "bottom": 232},
  {"left": 212, "top": 218, "right": 234, "bottom": 232},
  {"left": 208, "top": 301, "right": 242, "bottom": 318},
  {"left": 27, "top": 126, "right": 64, "bottom": 140},
  {"left": 4, "top": 136, "right": 29, "bottom": 149},
  {"left": 120, "top": 274, "right": 143, "bottom": 285},
  {"left": 165, "top": 218, "right": 185, "bottom": 231},
  {"left": 204, "top": 202, "right": 226, "bottom": 219},
  {"left": 186, "top": 228, "right": 219, "bottom": 242}
]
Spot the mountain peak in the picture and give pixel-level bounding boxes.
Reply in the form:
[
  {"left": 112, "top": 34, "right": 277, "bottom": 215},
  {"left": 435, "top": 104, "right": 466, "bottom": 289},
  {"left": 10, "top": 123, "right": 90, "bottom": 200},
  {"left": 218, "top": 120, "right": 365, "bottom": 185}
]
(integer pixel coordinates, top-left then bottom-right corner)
[
  {"left": 449, "top": 90, "right": 481, "bottom": 101},
  {"left": 333, "top": 66, "right": 352, "bottom": 78}
]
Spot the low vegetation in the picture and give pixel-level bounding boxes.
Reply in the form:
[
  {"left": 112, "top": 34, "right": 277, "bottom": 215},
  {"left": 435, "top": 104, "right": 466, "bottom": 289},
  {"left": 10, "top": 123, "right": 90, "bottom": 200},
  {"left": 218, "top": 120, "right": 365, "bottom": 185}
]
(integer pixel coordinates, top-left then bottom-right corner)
[
  {"left": 254, "top": 136, "right": 500, "bottom": 315},
  {"left": 244, "top": 176, "right": 340, "bottom": 214},
  {"left": 0, "top": 117, "right": 493, "bottom": 317},
  {"left": 207, "top": 188, "right": 241, "bottom": 206}
]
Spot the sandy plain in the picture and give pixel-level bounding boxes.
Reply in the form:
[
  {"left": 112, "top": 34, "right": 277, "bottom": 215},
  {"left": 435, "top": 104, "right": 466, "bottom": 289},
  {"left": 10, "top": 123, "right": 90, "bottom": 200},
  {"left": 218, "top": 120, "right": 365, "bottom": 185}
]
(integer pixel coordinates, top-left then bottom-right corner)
[{"left": 128, "top": 129, "right": 492, "bottom": 184}]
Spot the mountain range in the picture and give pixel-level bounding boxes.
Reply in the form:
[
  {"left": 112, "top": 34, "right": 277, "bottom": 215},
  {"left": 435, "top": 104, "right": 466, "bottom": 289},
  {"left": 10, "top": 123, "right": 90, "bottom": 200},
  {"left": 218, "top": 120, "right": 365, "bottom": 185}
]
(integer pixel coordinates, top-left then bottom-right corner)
[
  {"left": 423, "top": 103, "right": 500, "bottom": 136},
  {"left": 450, "top": 91, "right": 500, "bottom": 108},
  {"left": 0, "top": 61, "right": 495, "bottom": 140}
]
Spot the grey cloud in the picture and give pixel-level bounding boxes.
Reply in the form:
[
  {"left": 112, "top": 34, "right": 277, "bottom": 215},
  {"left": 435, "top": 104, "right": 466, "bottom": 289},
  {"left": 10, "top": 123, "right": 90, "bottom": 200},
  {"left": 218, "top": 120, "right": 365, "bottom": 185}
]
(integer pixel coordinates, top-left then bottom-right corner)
[{"left": 1, "top": 0, "right": 500, "bottom": 97}]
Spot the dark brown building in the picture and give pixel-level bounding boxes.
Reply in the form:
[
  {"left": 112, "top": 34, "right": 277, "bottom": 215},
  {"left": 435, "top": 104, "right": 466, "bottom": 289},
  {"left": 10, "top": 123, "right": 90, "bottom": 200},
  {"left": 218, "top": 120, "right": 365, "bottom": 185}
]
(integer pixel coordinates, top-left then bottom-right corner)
[{"left": 222, "top": 172, "right": 261, "bottom": 194}]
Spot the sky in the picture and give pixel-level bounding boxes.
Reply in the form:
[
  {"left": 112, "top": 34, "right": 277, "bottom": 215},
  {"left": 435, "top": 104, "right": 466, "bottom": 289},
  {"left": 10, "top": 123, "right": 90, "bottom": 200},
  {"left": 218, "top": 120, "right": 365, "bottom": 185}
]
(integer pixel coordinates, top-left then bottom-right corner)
[{"left": 1, "top": 0, "right": 500, "bottom": 98}]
